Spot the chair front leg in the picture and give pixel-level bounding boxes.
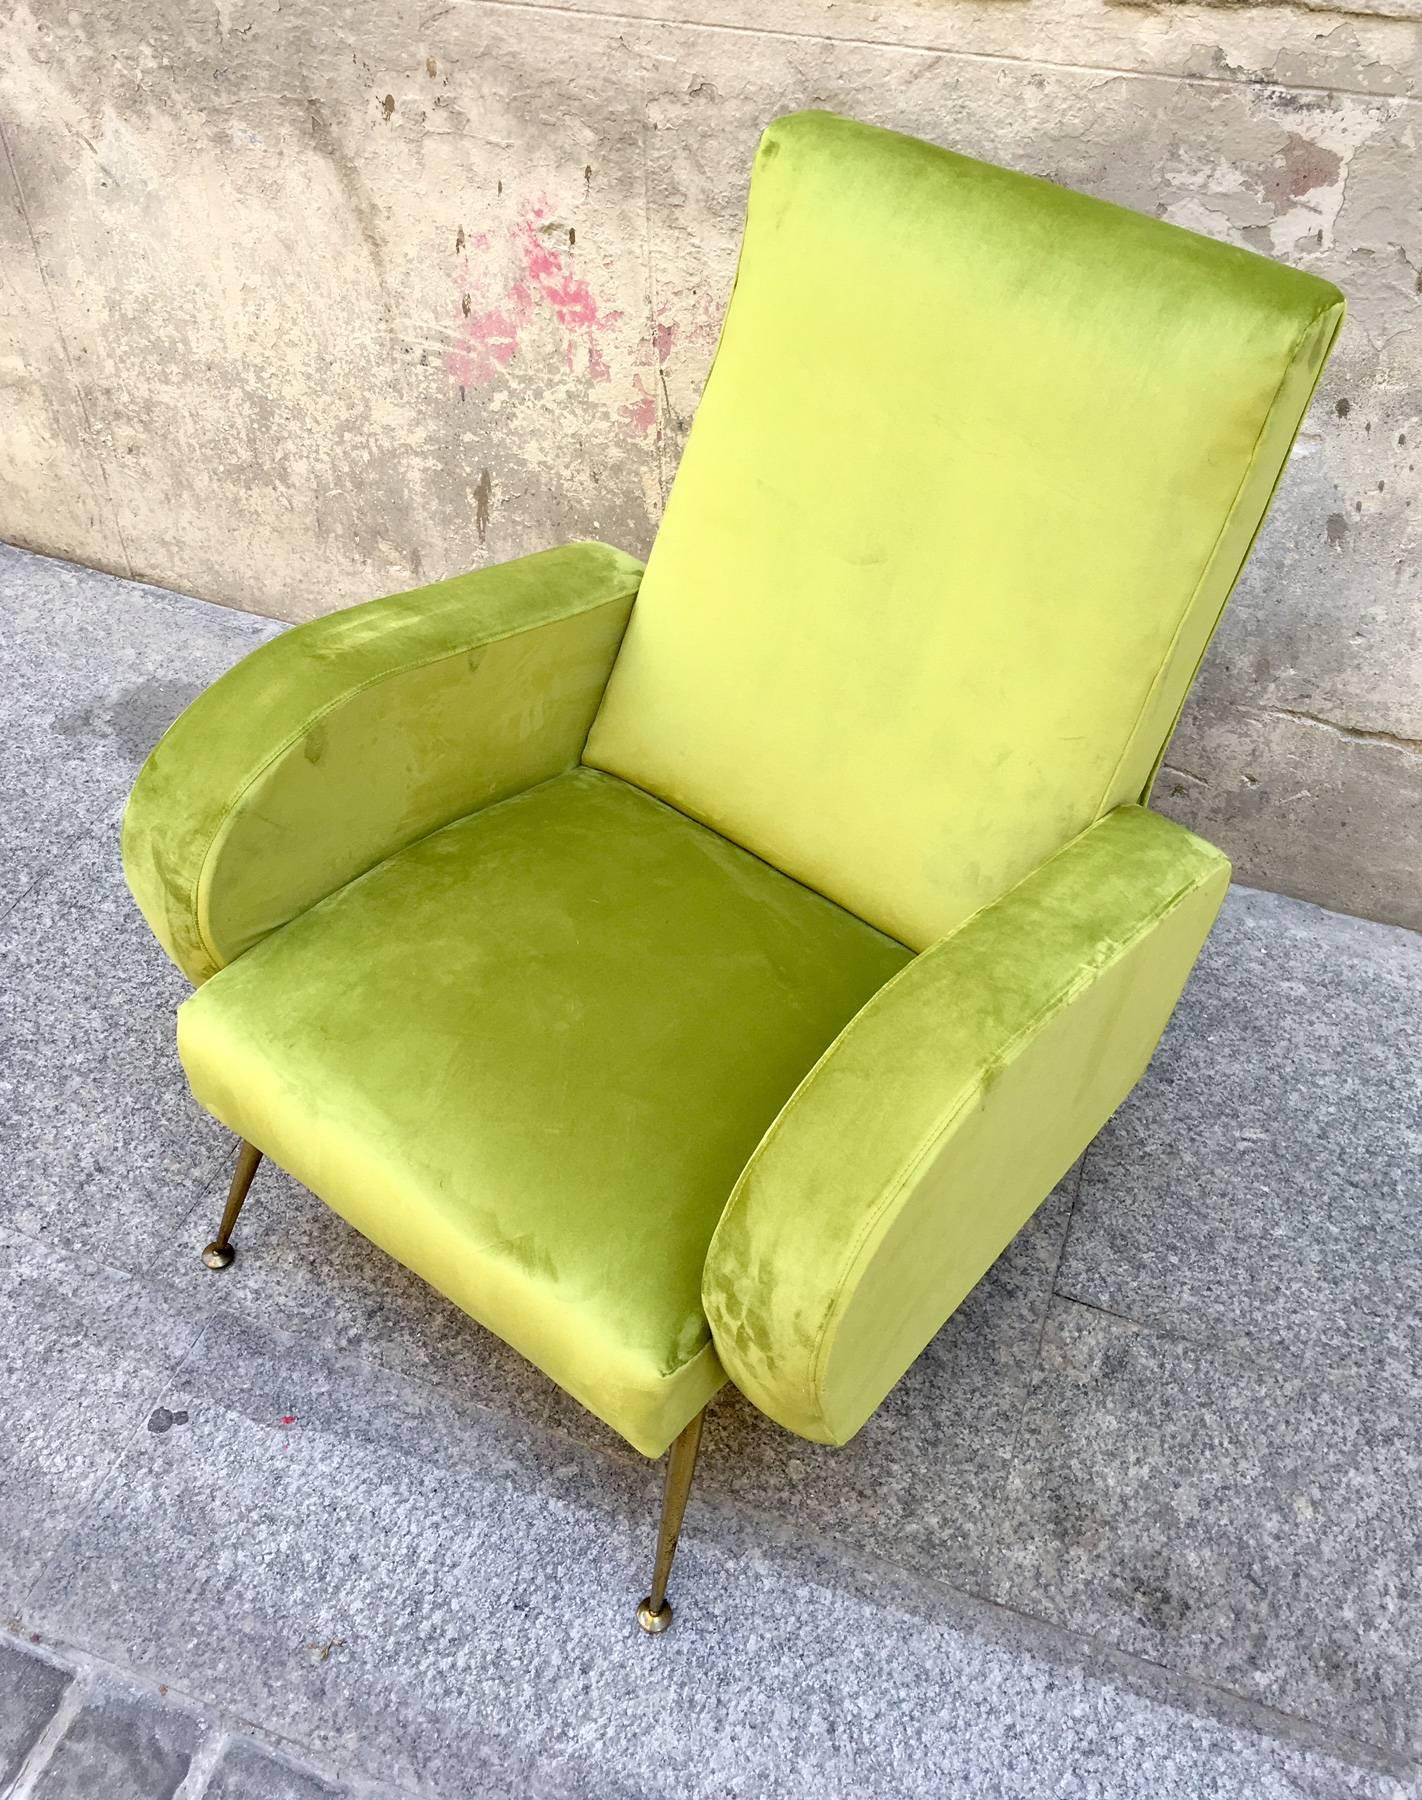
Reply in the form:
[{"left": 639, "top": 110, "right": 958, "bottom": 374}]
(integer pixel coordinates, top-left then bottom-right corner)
[
  {"left": 201, "top": 1139, "right": 263, "bottom": 1270},
  {"left": 635, "top": 1408, "right": 706, "bottom": 1635}
]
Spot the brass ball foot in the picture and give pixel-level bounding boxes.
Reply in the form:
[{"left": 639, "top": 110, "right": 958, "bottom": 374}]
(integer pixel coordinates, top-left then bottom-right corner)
[
  {"left": 635, "top": 1597, "right": 673, "bottom": 1635},
  {"left": 201, "top": 1241, "right": 236, "bottom": 1271}
]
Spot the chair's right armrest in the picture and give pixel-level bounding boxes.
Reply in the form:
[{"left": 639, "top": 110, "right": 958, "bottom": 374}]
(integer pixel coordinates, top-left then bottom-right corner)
[
  {"left": 122, "top": 541, "right": 642, "bottom": 984},
  {"left": 702, "top": 805, "right": 1230, "bottom": 1446}
]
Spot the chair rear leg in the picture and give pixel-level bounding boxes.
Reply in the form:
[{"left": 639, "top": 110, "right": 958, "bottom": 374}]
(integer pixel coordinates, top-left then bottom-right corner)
[
  {"left": 636, "top": 1407, "right": 706, "bottom": 1635},
  {"left": 201, "top": 1139, "right": 263, "bottom": 1270}
]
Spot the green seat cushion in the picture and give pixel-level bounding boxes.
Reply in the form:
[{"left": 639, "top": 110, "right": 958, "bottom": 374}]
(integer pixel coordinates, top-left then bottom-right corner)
[{"left": 177, "top": 767, "right": 909, "bottom": 1455}]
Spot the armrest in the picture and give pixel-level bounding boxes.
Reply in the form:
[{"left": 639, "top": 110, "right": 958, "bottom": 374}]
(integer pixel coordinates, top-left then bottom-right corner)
[
  {"left": 702, "top": 805, "right": 1229, "bottom": 1445},
  {"left": 122, "top": 541, "right": 642, "bottom": 983}
]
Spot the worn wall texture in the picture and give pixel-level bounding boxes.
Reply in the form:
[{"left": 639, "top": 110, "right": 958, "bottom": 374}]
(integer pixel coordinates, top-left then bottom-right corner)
[{"left": 1, "top": 0, "right": 1419, "bottom": 925}]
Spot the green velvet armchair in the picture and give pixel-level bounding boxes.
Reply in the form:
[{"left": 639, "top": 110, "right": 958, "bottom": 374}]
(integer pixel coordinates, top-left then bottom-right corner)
[{"left": 124, "top": 111, "right": 1343, "bottom": 1632}]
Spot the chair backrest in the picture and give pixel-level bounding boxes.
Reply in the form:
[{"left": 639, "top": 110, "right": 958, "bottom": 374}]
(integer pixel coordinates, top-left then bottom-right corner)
[{"left": 585, "top": 111, "right": 1343, "bottom": 950}]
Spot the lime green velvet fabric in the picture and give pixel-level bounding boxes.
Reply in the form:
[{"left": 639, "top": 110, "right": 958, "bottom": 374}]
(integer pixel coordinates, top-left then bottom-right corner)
[
  {"left": 585, "top": 111, "right": 1343, "bottom": 951},
  {"left": 176, "top": 767, "right": 910, "bottom": 1456},
  {"left": 122, "top": 112, "right": 1345, "bottom": 1464},
  {"left": 702, "top": 805, "right": 1230, "bottom": 1445},
  {"left": 122, "top": 542, "right": 642, "bottom": 984}
]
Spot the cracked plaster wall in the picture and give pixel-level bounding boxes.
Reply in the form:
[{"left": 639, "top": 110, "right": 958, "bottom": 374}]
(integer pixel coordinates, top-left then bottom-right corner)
[{"left": 1, "top": 0, "right": 1418, "bottom": 925}]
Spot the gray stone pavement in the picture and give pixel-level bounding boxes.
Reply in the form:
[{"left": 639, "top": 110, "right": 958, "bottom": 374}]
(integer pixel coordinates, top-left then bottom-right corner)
[{"left": 1, "top": 541, "right": 1419, "bottom": 1798}]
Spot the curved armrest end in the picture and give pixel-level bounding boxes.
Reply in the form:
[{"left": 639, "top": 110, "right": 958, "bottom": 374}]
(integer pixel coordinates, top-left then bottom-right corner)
[
  {"left": 123, "top": 541, "right": 642, "bottom": 982},
  {"left": 703, "top": 805, "right": 1229, "bottom": 1445}
]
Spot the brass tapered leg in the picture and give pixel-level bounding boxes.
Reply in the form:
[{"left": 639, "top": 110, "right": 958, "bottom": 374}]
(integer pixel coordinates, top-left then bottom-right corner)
[
  {"left": 201, "top": 1140, "right": 263, "bottom": 1270},
  {"left": 635, "top": 1408, "right": 706, "bottom": 1635}
]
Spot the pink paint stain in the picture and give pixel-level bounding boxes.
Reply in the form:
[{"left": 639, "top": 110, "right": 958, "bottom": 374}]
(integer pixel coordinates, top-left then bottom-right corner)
[
  {"left": 618, "top": 374, "right": 657, "bottom": 435},
  {"left": 443, "top": 203, "right": 623, "bottom": 393},
  {"left": 446, "top": 319, "right": 509, "bottom": 388},
  {"left": 517, "top": 220, "right": 607, "bottom": 330}
]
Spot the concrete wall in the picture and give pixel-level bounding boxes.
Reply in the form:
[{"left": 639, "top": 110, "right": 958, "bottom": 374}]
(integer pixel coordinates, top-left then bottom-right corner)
[{"left": 2, "top": 0, "right": 1419, "bottom": 926}]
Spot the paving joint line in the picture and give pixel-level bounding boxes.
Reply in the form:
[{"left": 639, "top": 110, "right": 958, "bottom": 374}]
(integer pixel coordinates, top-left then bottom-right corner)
[
  {"left": 2, "top": 1665, "right": 89, "bottom": 1800},
  {"left": 34, "top": 1198, "right": 1414, "bottom": 1782},
  {"left": 679, "top": 1473, "right": 1418, "bottom": 1784},
  {"left": 16, "top": 1306, "right": 221, "bottom": 1617}
]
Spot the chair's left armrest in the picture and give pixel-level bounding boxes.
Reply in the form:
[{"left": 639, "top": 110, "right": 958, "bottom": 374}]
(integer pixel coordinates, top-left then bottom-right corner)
[
  {"left": 122, "top": 541, "right": 642, "bottom": 983},
  {"left": 702, "top": 805, "right": 1230, "bottom": 1445}
]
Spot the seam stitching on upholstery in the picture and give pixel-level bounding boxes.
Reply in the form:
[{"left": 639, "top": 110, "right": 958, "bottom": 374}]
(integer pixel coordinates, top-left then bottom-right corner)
[
  {"left": 188, "top": 584, "right": 639, "bottom": 972},
  {"left": 803, "top": 856, "right": 1225, "bottom": 1440},
  {"left": 1092, "top": 303, "right": 1328, "bottom": 825},
  {"left": 647, "top": 1335, "right": 724, "bottom": 1412},
  {"left": 1140, "top": 300, "right": 1345, "bottom": 805}
]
